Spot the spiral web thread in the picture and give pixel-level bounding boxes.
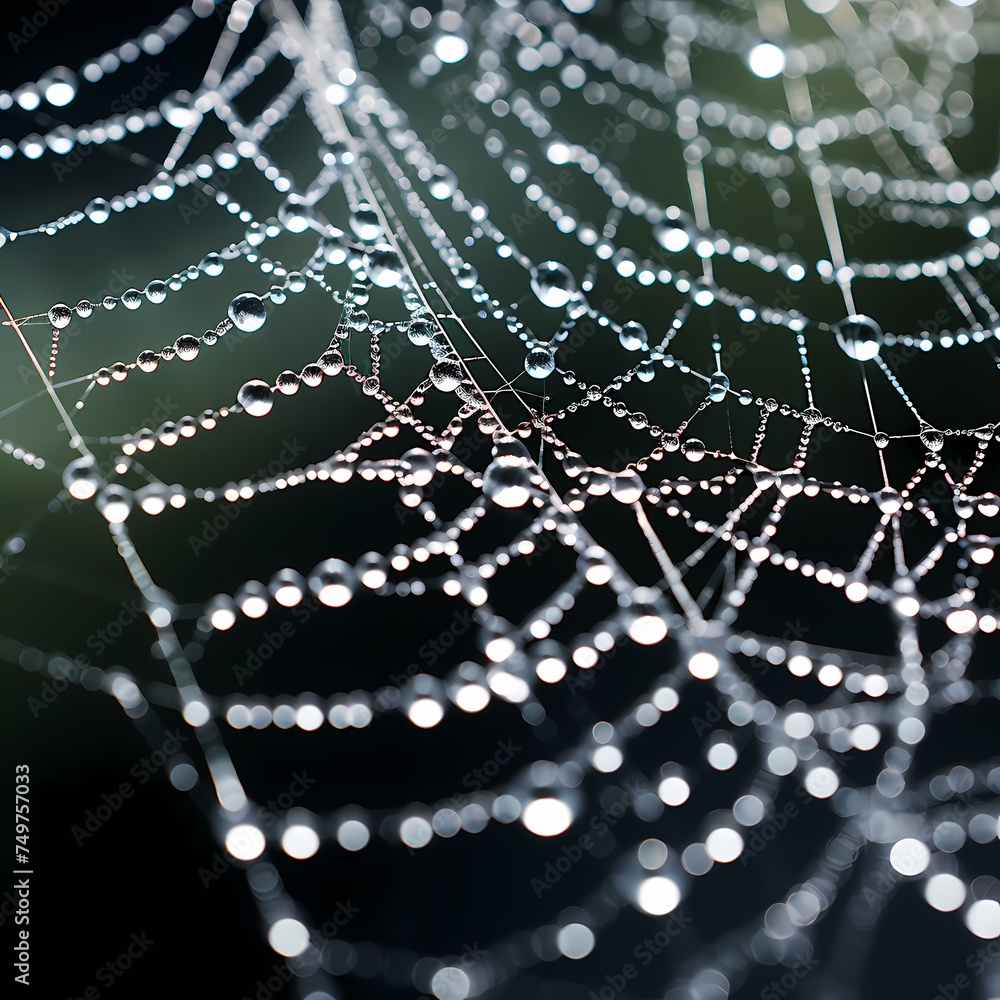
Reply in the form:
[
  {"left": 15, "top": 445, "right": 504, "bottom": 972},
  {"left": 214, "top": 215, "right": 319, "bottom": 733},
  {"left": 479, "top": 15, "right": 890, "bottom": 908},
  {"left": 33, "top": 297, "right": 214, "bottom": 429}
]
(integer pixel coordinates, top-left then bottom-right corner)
[{"left": 4, "top": 0, "right": 1000, "bottom": 997}]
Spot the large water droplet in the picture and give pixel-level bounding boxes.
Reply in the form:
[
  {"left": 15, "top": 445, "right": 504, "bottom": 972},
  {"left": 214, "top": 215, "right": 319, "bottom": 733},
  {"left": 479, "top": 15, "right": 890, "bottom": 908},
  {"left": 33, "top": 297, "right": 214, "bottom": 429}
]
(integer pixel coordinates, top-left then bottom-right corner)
[
  {"left": 430, "top": 360, "right": 463, "bottom": 392},
  {"left": 160, "top": 89, "right": 201, "bottom": 128},
  {"left": 407, "top": 320, "right": 434, "bottom": 346},
  {"left": 48, "top": 303, "right": 73, "bottom": 329},
  {"left": 145, "top": 280, "right": 167, "bottom": 304},
  {"left": 238, "top": 380, "right": 274, "bottom": 417},
  {"left": 619, "top": 321, "right": 647, "bottom": 351},
  {"left": 682, "top": 438, "right": 706, "bottom": 462},
  {"left": 920, "top": 425, "right": 944, "bottom": 452},
  {"left": 653, "top": 221, "right": 690, "bottom": 253},
  {"left": 428, "top": 165, "right": 458, "bottom": 199},
  {"left": 199, "top": 253, "right": 224, "bottom": 276},
  {"left": 96, "top": 484, "right": 132, "bottom": 523},
  {"left": 709, "top": 372, "right": 730, "bottom": 402},
  {"left": 62, "top": 456, "right": 102, "bottom": 500},
  {"left": 85, "top": 198, "right": 110, "bottom": 224},
  {"left": 834, "top": 314, "right": 883, "bottom": 362},
  {"left": 365, "top": 246, "right": 402, "bottom": 288},
  {"left": 531, "top": 261, "right": 577, "bottom": 309},
  {"left": 525, "top": 347, "right": 555, "bottom": 378},
  {"left": 174, "top": 335, "right": 200, "bottom": 361},
  {"left": 308, "top": 558, "right": 356, "bottom": 607},
  {"left": 228, "top": 293, "right": 266, "bottom": 333},
  {"left": 350, "top": 204, "right": 382, "bottom": 242}
]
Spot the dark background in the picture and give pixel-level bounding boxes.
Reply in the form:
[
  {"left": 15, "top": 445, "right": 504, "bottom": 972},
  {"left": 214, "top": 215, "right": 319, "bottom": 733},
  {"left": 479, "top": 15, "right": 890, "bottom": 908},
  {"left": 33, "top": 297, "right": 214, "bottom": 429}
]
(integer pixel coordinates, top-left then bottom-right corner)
[{"left": 0, "top": 1, "right": 997, "bottom": 998}]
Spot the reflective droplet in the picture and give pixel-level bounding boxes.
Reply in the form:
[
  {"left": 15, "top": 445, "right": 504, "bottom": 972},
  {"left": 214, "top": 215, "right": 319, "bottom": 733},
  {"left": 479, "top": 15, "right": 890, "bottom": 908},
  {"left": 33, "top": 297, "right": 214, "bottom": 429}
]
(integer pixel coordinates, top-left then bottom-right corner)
[
  {"left": 350, "top": 204, "right": 381, "bottom": 242},
  {"left": 48, "top": 303, "right": 72, "bottom": 329},
  {"left": 407, "top": 320, "right": 434, "bottom": 346},
  {"left": 709, "top": 372, "right": 730, "bottom": 402},
  {"left": 751, "top": 465, "right": 775, "bottom": 490},
  {"left": 455, "top": 263, "right": 478, "bottom": 289},
  {"left": 619, "top": 321, "right": 647, "bottom": 351},
  {"left": 300, "top": 364, "right": 323, "bottom": 387},
  {"left": 530, "top": 261, "right": 577, "bottom": 309},
  {"left": 245, "top": 221, "right": 266, "bottom": 246},
  {"left": 62, "top": 456, "right": 102, "bottom": 500},
  {"left": 319, "top": 350, "right": 344, "bottom": 375},
  {"left": 682, "top": 438, "right": 706, "bottom": 462},
  {"left": 85, "top": 198, "right": 111, "bottom": 224},
  {"left": 778, "top": 470, "right": 804, "bottom": 497},
  {"left": 365, "top": 246, "right": 402, "bottom": 288},
  {"left": 159, "top": 89, "right": 200, "bottom": 128},
  {"left": 430, "top": 360, "right": 463, "bottom": 392},
  {"left": 76, "top": 299, "right": 93, "bottom": 319},
  {"left": 308, "top": 558, "right": 356, "bottom": 606},
  {"left": 874, "top": 432, "right": 889, "bottom": 449},
  {"left": 612, "top": 472, "right": 644, "bottom": 503},
  {"left": 136, "top": 351, "right": 159, "bottom": 373},
  {"left": 96, "top": 484, "right": 132, "bottom": 523},
  {"left": 876, "top": 488, "right": 902, "bottom": 514},
  {"left": 525, "top": 347, "right": 555, "bottom": 378},
  {"left": 228, "top": 293, "right": 266, "bottom": 333},
  {"left": 278, "top": 196, "right": 317, "bottom": 234},
  {"left": 238, "top": 380, "right": 274, "bottom": 417},
  {"left": 174, "top": 335, "right": 200, "bottom": 361},
  {"left": 834, "top": 314, "right": 883, "bottom": 362},
  {"left": 483, "top": 463, "right": 534, "bottom": 508},
  {"left": 920, "top": 425, "right": 944, "bottom": 452},
  {"left": 428, "top": 164, "right": 458, "bottom": 199},
  {"left": 276, "top": 371, "right": 300, "bottom": 395},
  {"left": 121, "top": 289, "right": 142, "bottom": 310},
  {"left": 199, "top": 253, "right": 224, "bottom": 277},
  {"left": 653, "top": 221, "right": 690, "bottom": 253},
  {"left": 636, "top": 359, "right": 654, "bottom": 382}
]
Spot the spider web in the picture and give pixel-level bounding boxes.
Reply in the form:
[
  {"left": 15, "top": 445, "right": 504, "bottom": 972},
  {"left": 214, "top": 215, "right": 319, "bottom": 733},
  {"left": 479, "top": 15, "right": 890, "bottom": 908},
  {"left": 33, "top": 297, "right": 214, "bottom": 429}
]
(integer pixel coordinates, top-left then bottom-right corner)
[{"left": 2, "top": 1, "right": 1000, "bottom": 998}]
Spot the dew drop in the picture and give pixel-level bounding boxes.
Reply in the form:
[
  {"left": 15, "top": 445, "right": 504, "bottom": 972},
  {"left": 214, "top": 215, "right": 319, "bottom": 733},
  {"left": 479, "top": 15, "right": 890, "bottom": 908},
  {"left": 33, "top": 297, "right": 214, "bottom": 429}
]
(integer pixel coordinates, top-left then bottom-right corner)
[
  {"left": 48, "top": 303, "right": 73, "bottom": 329},
  {"left": 525, "top": 347, "right": 555, "bottom": 378},
  {"left": 228, "top": 293, "right": 266, "bottom": 333},
  {"left": 174, "top": 335, "right": 200, "bottom": 361},
  {"left": 834, "top": 315, "right": 883, "bottom": 362},
  {"left": 238, "top": 380, "right": 274, "bottom": 417},
  {"left": 619, "top": 321, "right": 647, "bottom": 351},
  {"left": 709, "top": 372, "right": 730, "bottom": 402},
  {"left": 530, "top": 261, "right": 577, "bottom": 309},
  {"left": 430, "top": 360, "right": 463, "bottom": 392},
  {"left": 682, "top": 438, "right": 706, "bottom": 462}
]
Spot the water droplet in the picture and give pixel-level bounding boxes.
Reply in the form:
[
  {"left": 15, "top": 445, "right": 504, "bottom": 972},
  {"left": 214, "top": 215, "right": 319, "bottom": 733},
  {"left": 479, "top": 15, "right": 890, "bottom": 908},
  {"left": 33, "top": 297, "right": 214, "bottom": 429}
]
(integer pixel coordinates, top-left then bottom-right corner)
[
  {"left": 739, "top": 389, "right": 754, "bottom": 405},
  {"left": 62, "top": 455, "right": 102, "bottom": 500},
  {"left": 682, "top": 438, "right": 706, "bottom": 462},
  {"left": 653, "top": 221, "right": 690, "bottom": 253},
  {"left": 174, "top": 335, "right": 200, "bottom": 361},
  {"left": 245, "top": 221, "right": 266, "bottom": 246},
  {"left": 228, "top": 293, "right": 266, "bottom": 333},
  {"left": 663, "top": 435, "right": 680, "bottom": 452},
  {"left": 407, "top": 320, "right": 434, "bottom": 346},
  {"left": 478, "top": 412, "right": 500, "bottom": 434},
  {"left": 96, "top": 484, "right": 132, "bottom": 523},
  {"left": 709, "top": 372, "right": 730, "bottom": 402},
  {"left": 85, "top": 198, "right": 110, "bottom": 224},
  {"left": 300, "top": 364, "right": 323, "bottom": 387},
  {"left": 752, "top": 465, "right": 775, "bottom": 490},
  {"left": 144, "top": 281, "right": 167, "bottom": 304},
  {"left": 430, "top": 360, "right": 463, "bottom": 392},
  {"left": 308, "top": 558, "right": 356, "bottom": 607},
  {"left": 319, "top": 350, "right": 344, "bottom": 376},
  {"left": 278, "top": 196, "right": 316, "bottom": 234},
  {"left": 619, "top": 321, "right": 647, "bottom": 351},
  {"left": 483, "top": 462, "right": 534, "bottom": 508},
  {"left": 287, "top": 272, "right": 307, "bottom": 294},
  {"left": 200, "top": 253, "right": 224, "bottom": 276},
  {"left": 920, "top": 425, "right": 944, "bottom": 452},
  {"left": 350, "top": 204, "right": 382, "bottom": 242},
  {"left": 365, "top": 246, "right": 402, "bottom": 288},
  {"left": 876, "top": 488, "right": 902, "bottom": 514},
  {"left": 874, "top": 432, "right": 889, "bottom": 449},
  {"left": 238, "top": 380, "right": 274, "bottom": 417},
  {"left": 136, "top": 351, "right": 159, "bottom": 373},
  {"left": 778, "top": 470, "right": 804, "bottom": 498},
  {"left": 428, "top": 164, "right": 458, "bottom": 199},
  {"left": 48, "top": 303, "right": 72, "bottom": 329},
  {"left": 612, "top": 472, "right": 644, "bottom": 503},
  {"left": 455, "top": 262, "right": 478, "bottom": 289},
  {"left": 636, "top": 359, "right": 654, "bottom": 383},
  {"left": 160, "top": 89, "right": 200, "bottom": 128},
  {"left": 834, "top": 314, "right": 883, "bottom": 362},
  {"left": 531, "top": 261, "right": 577, "bottom": 309},
  {"left": 525, "top": 346, "right": 555, "bottom": 378},
  {"left": 276, "top": 371, "right": 300, "bottom": 395}
]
